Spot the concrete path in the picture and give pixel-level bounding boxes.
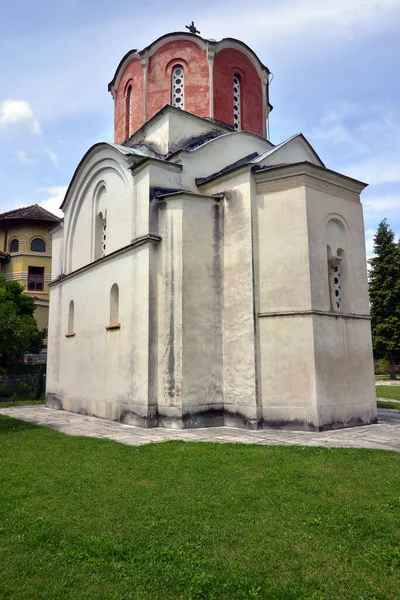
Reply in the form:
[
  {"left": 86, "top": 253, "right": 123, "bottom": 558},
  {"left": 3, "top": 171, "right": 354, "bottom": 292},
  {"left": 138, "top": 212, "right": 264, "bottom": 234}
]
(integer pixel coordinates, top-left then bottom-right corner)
[
  {"left": 377, "top": 397, "right": 400, "bottom": 403},
  {"left": 1, "top": 405, "right": 399, "bottom": 453}
]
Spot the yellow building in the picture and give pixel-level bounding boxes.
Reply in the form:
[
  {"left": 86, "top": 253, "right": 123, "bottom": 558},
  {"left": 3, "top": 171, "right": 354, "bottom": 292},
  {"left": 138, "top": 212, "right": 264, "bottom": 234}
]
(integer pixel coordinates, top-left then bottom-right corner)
[{"left": 0, "top": 205, "right": 60, "bottom": 330}]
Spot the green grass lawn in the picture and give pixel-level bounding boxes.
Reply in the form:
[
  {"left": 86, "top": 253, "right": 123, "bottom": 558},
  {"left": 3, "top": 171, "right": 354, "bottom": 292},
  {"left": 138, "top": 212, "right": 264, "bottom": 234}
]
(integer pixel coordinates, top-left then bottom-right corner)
[
  {"left": 377, "top": 400, "right": 400, "bottom": 411},
  {"left": 0, "top": 398, "right": 44, "bottom": 407},
  {"left": 0, "top": 391, "right": 44, "bottom": 407},
  {"left": 0, "top": 416, "right": 399, "bottom": 600},
  {"left": 376, "top": 385, "right": 400, "bottom": 401}
]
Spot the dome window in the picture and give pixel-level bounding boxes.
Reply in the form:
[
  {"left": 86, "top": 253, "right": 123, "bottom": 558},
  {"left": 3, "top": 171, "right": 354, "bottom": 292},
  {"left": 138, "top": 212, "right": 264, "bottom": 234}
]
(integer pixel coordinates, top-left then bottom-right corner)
[
  {"left": 172, "top": 66, "right": 184, "bottom": 110},
  {"left": 233, "top": 74, "right": 241, "bottom": 130}
]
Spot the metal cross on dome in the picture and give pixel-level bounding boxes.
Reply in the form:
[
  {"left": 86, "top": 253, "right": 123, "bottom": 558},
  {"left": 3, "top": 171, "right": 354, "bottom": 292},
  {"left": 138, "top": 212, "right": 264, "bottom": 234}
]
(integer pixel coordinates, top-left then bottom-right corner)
[{"left": 185, "top": 21, "right": 200, "bottom": 35}]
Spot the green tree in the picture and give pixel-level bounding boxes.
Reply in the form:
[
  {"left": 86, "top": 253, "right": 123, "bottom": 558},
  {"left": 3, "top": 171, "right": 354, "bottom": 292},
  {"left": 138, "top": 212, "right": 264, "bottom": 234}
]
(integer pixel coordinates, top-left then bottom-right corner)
[
  {"left": 369, "top": 219, "right": 400, "bottom": 379},
  {"left": 0, "top": 276, "right": 46, "bottom": 366}
]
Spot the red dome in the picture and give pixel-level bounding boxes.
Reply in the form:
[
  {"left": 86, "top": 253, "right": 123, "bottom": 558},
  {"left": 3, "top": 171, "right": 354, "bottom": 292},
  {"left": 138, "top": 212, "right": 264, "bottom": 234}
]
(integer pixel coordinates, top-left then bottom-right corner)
[{"left": 108, "top": 33, "right": 272, "bottom": 144}]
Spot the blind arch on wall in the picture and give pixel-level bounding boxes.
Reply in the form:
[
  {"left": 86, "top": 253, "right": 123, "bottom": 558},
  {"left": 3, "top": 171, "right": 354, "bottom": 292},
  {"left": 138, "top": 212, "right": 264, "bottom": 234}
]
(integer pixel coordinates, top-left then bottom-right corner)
[
  {"left": 110, "top": 283, "right": 119, "bottom": 326},
  {"left": 68, "top": 300, "right": 75, "bottom": 334}
]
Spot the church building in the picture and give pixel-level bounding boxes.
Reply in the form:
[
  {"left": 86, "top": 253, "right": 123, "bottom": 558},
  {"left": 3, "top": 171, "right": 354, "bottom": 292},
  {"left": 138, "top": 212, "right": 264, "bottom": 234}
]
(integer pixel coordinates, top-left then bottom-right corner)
[{"left": 46, "top": 29, "right": 377, "bottom": 431}]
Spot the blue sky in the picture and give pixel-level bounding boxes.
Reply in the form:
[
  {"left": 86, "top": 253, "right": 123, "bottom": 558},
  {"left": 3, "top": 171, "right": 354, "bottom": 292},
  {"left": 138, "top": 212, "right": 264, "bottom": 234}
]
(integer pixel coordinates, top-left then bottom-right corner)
[{"left": 0, "top": 0, "right": 399, "bottom": 256}]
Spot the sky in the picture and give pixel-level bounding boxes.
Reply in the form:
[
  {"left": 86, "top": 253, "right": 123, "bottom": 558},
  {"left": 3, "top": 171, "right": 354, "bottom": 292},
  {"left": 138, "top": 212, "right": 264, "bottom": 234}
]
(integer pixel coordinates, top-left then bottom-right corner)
[{"left": 0, "top": 0, "right": 399, "bottom": 257}]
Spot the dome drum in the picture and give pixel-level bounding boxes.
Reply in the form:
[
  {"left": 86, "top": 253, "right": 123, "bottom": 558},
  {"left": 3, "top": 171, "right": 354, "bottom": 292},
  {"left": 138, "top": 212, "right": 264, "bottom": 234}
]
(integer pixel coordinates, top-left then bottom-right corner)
[{"left": 109, "top": 33, "right": 272, "bottom": 144}]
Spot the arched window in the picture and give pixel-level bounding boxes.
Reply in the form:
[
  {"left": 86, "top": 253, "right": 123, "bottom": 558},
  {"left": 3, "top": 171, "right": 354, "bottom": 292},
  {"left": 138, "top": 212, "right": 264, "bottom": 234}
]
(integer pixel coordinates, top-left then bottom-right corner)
[
  {"left": 172, "top": 65, "right": 184, "bottom": 109},
  {"left": 68, "top": 300, "right": 75, "bottom": 335},
  {"left": 94, "top": 212, "right": 107, "bottom": 259},
  {"left": 233, "top": 74, "right": 241, "bottom": 130},
  {"left": 109, "top": 284, "right": 119, "bottom": 327},
  {"left": 31, "top": 238, "right": 45, "bottom": 252},
  {"left": 9, "top": 239, "right": 19, "bottom": 253},
  {"left": 126, "top": 84, "right": 133, "bottom": 139},
  {"left": 328, "top": 252, "right": 343, "bottom": 312},
  {"left": 102, "top": 216, "right": 107, "bottom": 257},
  {"left": 326, "top": 219, "right": 346, "bottom": 313}
]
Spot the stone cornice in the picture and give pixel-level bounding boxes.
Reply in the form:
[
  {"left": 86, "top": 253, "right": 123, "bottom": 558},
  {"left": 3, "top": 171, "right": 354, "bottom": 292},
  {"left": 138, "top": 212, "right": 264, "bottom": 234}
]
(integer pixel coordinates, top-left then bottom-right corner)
[
  {"left": 156, "top": 190, "right": 223, "bottom": 202},
  {"left": 49, "top": 234, "right": 161, "bottom": 287},
  {"left": 258, "top": 309, "right": 371, "bottom": 320},
  {"left": 130, "top": 156, "right": 182, "bottom": 177},
  {"left": 254, "top": 162, "right": 367, "bottom": 199}
]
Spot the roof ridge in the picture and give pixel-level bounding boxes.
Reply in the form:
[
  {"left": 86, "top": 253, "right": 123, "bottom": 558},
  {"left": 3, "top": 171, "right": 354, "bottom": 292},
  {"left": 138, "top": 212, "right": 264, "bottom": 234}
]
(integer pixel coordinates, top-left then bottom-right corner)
[{"left": 0, "top": 203, "right": 60, "bottom": 222}]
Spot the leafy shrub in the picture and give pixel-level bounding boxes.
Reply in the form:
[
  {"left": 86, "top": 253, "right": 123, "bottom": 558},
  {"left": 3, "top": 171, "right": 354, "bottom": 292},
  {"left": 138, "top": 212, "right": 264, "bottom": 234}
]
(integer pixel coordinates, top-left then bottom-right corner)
[
  {"left": 0, "top": 382, "right": 13, "bottom": 397},
  {"left": 377, "top": 358, "right": 390, "bottom": 375},
  {"left": 19, "top": 383, "right": 33, "bottom": 395}
]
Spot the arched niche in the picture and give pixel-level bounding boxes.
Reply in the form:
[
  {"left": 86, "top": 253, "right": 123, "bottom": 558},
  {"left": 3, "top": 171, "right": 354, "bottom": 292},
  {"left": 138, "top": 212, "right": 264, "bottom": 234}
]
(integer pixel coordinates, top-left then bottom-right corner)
[
  {"left": 109, "top": 283, "right": 120, "bottom": 327},
  {"left": 68, "top": 300, "right": 75, "bottom": 335}
]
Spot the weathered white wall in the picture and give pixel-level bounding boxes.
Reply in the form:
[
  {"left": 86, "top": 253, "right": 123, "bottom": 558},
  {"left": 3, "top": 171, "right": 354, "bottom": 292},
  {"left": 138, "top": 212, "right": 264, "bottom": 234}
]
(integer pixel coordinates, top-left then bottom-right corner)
[
  {"left": 256, "top": 181, "right": 311, "bottom": 313},
  {"left": 255, "top": 180, "right": 318, "bottom": 427},
  {"left": 181, "top": 196, "right": 223, "bottom": 424},
  {"left": 258, "top": 316, "right": 318, "bottom": 429},
  {"left": 218, "top": 171, "right": 259, "bottom": 427},
  {"left": 155, "top": 197, "right": 184, "bottom": 425},
  {"left": 46, "top": 249, "right": 153, "bottom": 425},
  {"left": 312, "top": 315, "right": 377, "bottom": 428}
]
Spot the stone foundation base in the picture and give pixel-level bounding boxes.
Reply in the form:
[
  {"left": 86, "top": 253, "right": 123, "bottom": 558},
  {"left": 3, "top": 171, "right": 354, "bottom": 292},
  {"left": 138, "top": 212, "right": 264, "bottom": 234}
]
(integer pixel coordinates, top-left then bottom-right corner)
[{"left": 45, "top": 394, "right": 378, "bottom": 431}]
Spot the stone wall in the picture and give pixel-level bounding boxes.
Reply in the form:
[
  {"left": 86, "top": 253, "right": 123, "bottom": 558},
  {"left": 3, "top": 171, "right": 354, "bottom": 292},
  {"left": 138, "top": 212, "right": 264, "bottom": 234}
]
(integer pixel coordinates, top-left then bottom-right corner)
[{"left": 0, "top": 373, "right": 37, "bottom": 391}]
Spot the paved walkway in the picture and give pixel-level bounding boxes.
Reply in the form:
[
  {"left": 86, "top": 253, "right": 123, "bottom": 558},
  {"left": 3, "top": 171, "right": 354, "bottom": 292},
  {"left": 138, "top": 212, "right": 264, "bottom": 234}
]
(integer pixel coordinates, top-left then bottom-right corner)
[{"left": 1, "top": 405, "right": 399, "bottom": 452}]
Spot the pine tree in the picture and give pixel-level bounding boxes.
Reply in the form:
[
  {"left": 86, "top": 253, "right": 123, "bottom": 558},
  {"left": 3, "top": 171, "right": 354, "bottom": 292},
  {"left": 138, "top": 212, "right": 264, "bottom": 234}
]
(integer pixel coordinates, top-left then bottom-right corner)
[{"left": 369, "top": 219, "right": 400, "bottom": 379}]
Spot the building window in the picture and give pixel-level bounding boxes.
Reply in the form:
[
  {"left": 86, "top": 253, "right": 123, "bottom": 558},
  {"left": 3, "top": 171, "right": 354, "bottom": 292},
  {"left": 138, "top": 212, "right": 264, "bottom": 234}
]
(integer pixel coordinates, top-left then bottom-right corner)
[
  {"left": 31, "top": 238, "right": 46, "bottom": 252},
  {"left": 233, "top": 74, "right": 241, "bottom": 130},
  {"left": 68, "top": 300, "right": 75, "bottom": 335},
  {"left": 328, "top": 256, "right": 342, "bottom": 312},
  {"left": 102, "top": 217, "right": 107, "bottom": 257},
  {"left": 172, "top": 65, "right": 184, "bottom": 109},
  {"left": 109, "top": 284, "right": 119, "bottom": 326},
  {"left": 126, "top": 84, "right": 133, "bottom": 139},
  {"left": 9, "top": 239, "right": 19, "bottom": 253},
  {"left": 326, "top": 219, "right": 346, "bottom": 313},
  {"left": 28, "top": 266, "right": 44, "bottom": 291}
]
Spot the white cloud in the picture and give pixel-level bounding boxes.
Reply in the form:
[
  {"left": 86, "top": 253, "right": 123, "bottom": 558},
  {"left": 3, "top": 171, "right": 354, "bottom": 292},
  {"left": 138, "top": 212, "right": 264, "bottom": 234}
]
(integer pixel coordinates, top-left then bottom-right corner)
[
  {"left": 45, "top": 148, "right": 59, "bottom": 167},
  {"left": 0, "top": 99, "right": 41, "bottom": 134},
  {"left": 37, "top": 186, "right": 67, "bottom": 217},
  {"left": 14, "top": 150, "right": 37, "bottom": 164},
  {"left": 363, "top": 195, "right": 400, "bottom": 213},
  {"left": 198, "top": 0, "right": 400, "bottom": 49},
  {"left": 310, "top": 104, "right": 400, "bottom": 185}
]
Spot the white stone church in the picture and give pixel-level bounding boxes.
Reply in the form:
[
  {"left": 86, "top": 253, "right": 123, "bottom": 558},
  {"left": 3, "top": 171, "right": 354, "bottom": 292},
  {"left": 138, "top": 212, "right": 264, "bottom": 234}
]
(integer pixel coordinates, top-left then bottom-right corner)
[{"left": 46, "top": 30, "right": 377, "bottom": 430}]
